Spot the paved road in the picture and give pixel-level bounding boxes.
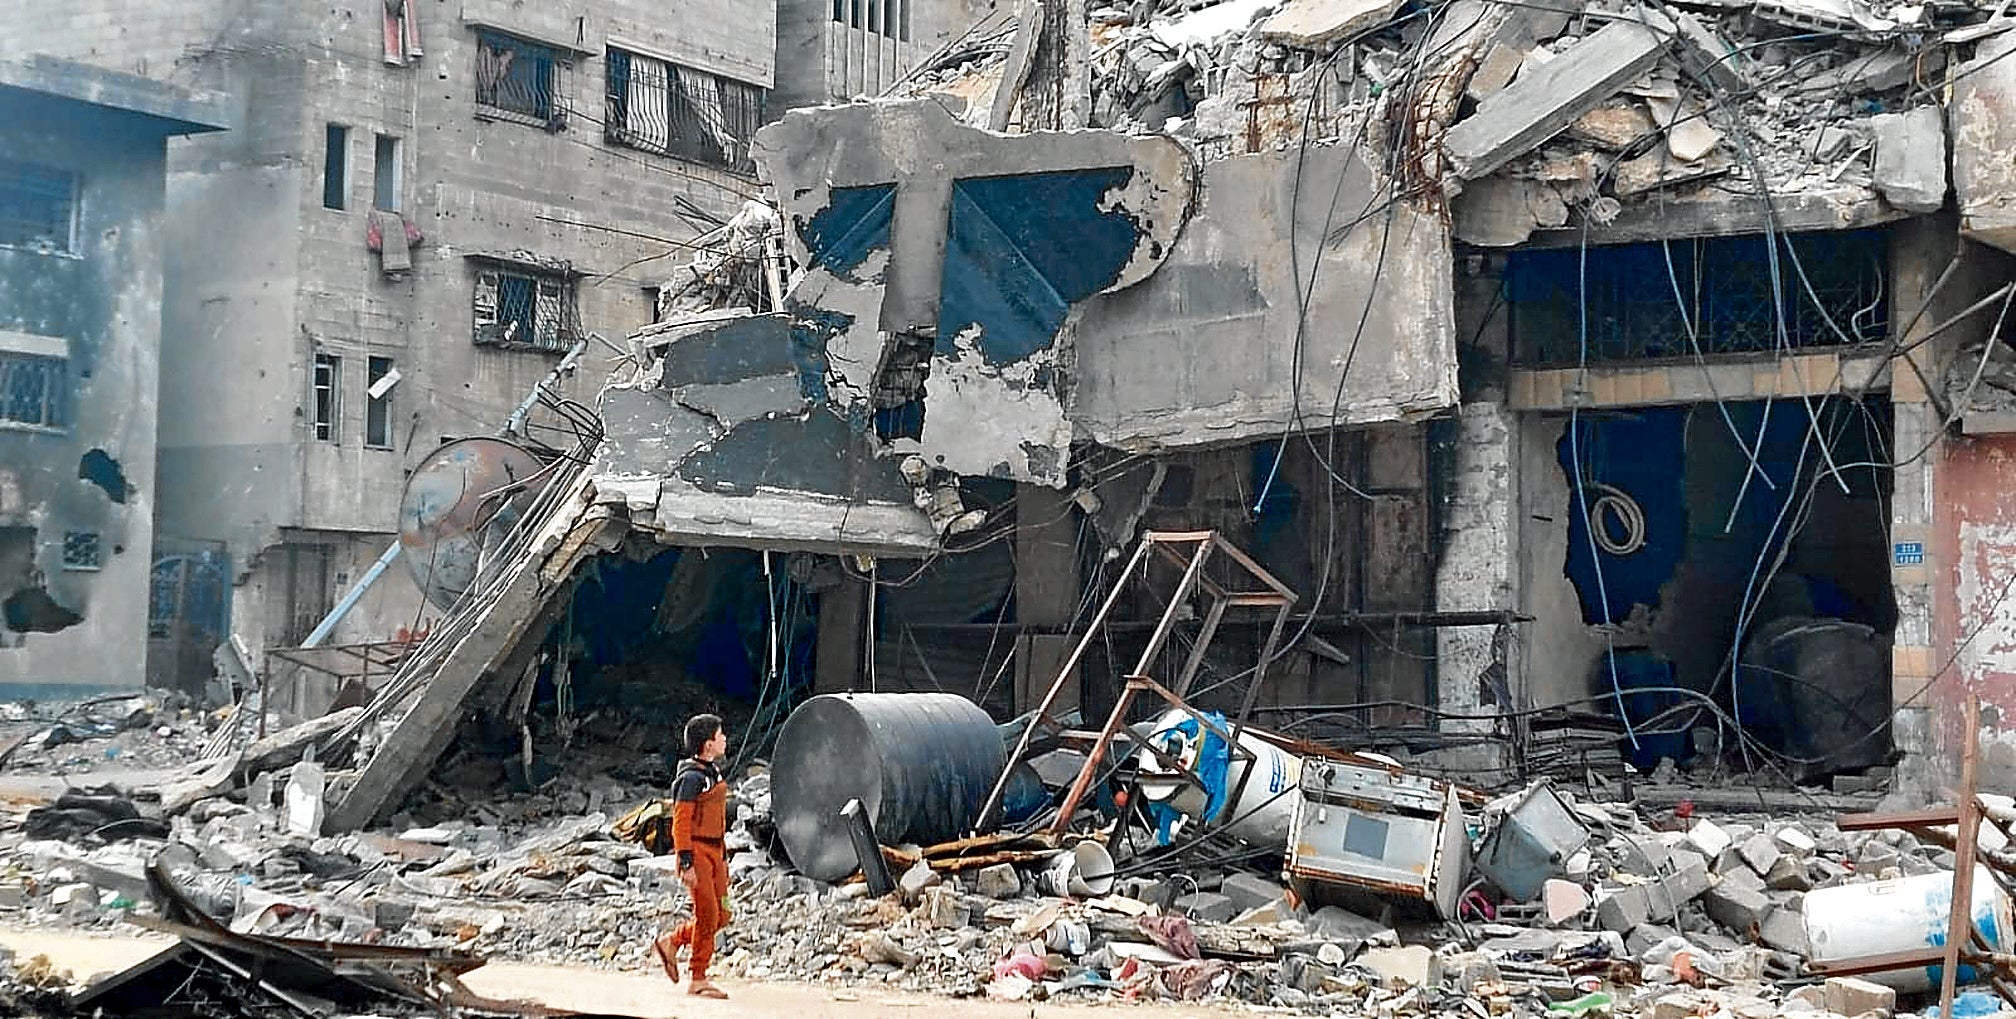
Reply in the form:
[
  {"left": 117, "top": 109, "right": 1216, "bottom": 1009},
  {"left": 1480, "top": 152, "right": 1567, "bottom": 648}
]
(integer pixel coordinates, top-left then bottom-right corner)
[{"left": 0, "top": 925, "right": 1239, "bottom": 1018}]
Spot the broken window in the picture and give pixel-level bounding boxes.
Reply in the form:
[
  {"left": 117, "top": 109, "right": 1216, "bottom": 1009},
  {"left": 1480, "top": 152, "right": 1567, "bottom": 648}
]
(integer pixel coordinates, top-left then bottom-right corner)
[
  {"left": 61, "top": 531, "right": 101, "bottom": 571},
  {"left": 372, "top": 134, "right": 402, "bottom": 212},
  {"left": 323, "top": 124, "right": 349, "bottom": 210},
  {"left": 312, "top": 353, "right": 340, "bottom": 442},
  {"left": 604, "top": 47, "right": 764, "bottom": 174},
  {"left": 0, "top": 352, "right": 67, "bottom": 429},
  {"left": 475, "top": 30, "right": 566, "bottom": 127},
  {"left": 366, "top": 355, "right": 396, "bottom": 449},
  {"left": 1505, "top": 229, "right": 1889, "bottom": 366},
  {"left": 473, "top": 265, "right": 576, "bottom": 351},
  {"left": 0, "top": 157, "right": 78, "bottom": 253}
]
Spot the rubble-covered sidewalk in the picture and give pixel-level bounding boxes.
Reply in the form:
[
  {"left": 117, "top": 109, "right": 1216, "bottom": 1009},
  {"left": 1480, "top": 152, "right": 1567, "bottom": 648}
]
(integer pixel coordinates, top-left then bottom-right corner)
[{"left": 0, "top": 690, "right": 2007, "bottom": 1019}]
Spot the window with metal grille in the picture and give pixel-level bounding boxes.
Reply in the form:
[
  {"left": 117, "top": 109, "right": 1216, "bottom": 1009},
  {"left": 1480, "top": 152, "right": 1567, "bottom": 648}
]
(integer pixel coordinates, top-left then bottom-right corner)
[
  {"left": 312, "top": 353, "right": 340, "bottom": 442},
  {"left": 604, "top": 48, "right": 765, "bottom": 174},
  {"left": 0, "top": 157, "right": 78, "bottom": 252},
  {"left": 62, "top": 531, "right": 102, "bottom": 571},
  {"left": 473, "top": 266, "right": 576, "bottom": 351},
  {"left": 475, "top": 30, "right": 567, "bottom": 127},
  {"left": 0, "top": 353, "right": 67, "bottom": 429},
  {"left": 1504, "top": 229, "right": 1890, "bottom": 366}
]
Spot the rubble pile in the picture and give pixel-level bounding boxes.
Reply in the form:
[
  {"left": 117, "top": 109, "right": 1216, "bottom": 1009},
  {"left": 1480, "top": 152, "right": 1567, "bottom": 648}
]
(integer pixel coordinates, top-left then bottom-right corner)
[
  {"left": 0, "top": 702, "right": 2007, "bottom": 1019},
  {"left": 897, "top": 0, "right": 1984, "bottom": 243}
]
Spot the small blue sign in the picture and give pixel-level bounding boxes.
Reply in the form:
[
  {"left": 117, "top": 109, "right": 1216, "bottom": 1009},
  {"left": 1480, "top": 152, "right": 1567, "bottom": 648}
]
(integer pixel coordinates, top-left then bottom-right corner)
[{"left": 1895, "top": 541, "right": 1925, "bottom": 566}]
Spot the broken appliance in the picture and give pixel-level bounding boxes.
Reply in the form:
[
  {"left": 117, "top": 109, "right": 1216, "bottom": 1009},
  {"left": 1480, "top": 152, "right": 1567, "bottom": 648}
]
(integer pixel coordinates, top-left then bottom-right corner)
[{"left": 1287, "top": 756, "right": 1470, "bottom": 919}]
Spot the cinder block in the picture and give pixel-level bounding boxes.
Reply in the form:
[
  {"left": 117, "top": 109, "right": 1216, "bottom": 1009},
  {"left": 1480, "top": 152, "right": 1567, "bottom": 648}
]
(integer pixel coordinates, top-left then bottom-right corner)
[{"left": 1824, "top": 976, "right": 1896, "bottom": 1015}]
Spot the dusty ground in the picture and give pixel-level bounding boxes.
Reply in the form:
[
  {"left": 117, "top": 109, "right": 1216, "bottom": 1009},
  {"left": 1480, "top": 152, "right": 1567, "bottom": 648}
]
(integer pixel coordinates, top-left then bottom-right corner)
[{"left": 0, "top": 926, "right": 1245, "bottom": 1019}]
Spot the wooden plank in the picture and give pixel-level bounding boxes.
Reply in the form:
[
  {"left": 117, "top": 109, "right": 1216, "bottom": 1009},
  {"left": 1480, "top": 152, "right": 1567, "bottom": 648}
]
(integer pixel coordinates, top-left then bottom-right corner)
[
  {"left": 1941, "top": 696, "right": 1983, "bottom": 1019},
  {"left": 1838, "top": 807, "right": 1962, "bottom": 830}
]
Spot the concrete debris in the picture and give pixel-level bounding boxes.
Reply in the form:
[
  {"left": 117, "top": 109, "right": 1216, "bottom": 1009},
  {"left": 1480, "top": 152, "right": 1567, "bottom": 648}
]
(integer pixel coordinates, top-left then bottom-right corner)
[
  {"left": 1444, "top": 20, "right": 1669, "bottom": 180},
  {"left": 1255, "top": 0, "right": 1403, "bottom": 48},
  {"left": 1, "top": 695, "right": 2008, "bottom": 1015},
  {"left": 1872, "top": 105, "right": 1949, "bottom": 213}
]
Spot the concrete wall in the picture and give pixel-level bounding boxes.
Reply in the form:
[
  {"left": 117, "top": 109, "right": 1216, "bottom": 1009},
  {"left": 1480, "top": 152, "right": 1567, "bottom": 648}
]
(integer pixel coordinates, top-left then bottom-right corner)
[
  {"left": 1069, "top": 143, "right": 1458, "bottom": 450},
  {"left": 0, "top": 90, "right": 183, "bottom": 692}
]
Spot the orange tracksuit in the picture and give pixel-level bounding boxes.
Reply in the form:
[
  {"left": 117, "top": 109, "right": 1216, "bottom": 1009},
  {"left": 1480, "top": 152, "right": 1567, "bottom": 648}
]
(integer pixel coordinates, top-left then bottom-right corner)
[{"left": 660, "top": 758, "right": 730, "bottom": 980}]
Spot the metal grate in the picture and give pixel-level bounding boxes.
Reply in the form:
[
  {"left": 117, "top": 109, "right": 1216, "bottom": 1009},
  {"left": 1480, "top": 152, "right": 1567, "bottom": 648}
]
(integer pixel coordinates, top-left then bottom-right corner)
[
  {"left": 62, "top": 531, "right": 102, "bottom": 571},
  {"left": 0, "top": 157, "right": 77, "bottom": 252},
  {"left": 476, "top": 30, "right": 568, "bottom": 127},
  {"left": 604, "top": 50, "right": 763, "bottom": 174},
  {"left": 474, "top": 267, "right": 576, "bottom": 351},
  {"left": 1505, "top": 229, "right": 1890, "bottom": 366},
  {"left": 0, "top": 353, "right": 67, "bottom": 429}
]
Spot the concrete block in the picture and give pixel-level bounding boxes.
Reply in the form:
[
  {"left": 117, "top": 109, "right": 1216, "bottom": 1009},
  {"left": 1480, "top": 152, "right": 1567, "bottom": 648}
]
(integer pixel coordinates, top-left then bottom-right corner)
[
  {"left": 1444, "top": 20, "right": 1668, "bottom": 179},
  {"left": 1309, "top": 905, "right": 1399, "bottom": 946},
  {"left": 1786, "top": 984, "right": 1829, "bottom": 1010},
  {"left": 1824, "top": 976, "right": 1896, "bottom": 1015},
  {"left": 1626, "top": 922, "right": 1682, "bottom": 957},
  {"left": 972, "top": 863, "right": 1021, "bottom": 900},
  {"left": 1759, "top": 906, "right": 1810, "bottom": 955},
  {"left": 1660, "top": 853, "right": 1713, "bottom": 907},
  {"left": 1174, "top": 890, "right": 1237, "bottom": 924},
  {"left": 1737, "top": 833, "right": 1782, "bottom": 877},
  {"left": 0, "top": 884, "right": 23, "bottom": 910},
  {"left": 1357, "top": 945, "right": 1442, "bottom": 988},
  {"left": 1774, "top": 826, "right": 1818, "bottom": 856},
  {"left": 1718, "top": 861, "right": 1767, "bottom": 893},
  {"left": 918, "top": 885, "right": 967, "bottom": 929},
  {"left": 1766, "top": 856, "right": 1813, "bottom": 891},
  {"left": 1688, "top": 820, "right": 1733, "bottom": 859},
  {"left": 1220, "top": 871, "right": 1289, "bottom": 913},
  {"left": 1544, "top": 878, "right": 1590, "bottom": 924},
  {"left": 1596, "top": 884, "right": 1654, "bottom": 932},
  {"left": 1702, "top": 883, "right": 1771, "bottom": 932},
  {"left": 1872, "top": 106, "right": 1948, "bottom": 214}
]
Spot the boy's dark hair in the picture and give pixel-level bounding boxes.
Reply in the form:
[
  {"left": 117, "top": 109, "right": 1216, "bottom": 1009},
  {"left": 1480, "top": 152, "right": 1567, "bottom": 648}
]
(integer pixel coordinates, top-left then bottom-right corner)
[{"left": 684, "top": 713, "right": 724, "bottom": 757}]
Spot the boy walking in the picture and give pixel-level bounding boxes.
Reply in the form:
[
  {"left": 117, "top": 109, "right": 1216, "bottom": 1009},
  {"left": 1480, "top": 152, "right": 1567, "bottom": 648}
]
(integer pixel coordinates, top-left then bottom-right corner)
[{"left": 652, "top": 713, "right": 731, "bottom": 999}]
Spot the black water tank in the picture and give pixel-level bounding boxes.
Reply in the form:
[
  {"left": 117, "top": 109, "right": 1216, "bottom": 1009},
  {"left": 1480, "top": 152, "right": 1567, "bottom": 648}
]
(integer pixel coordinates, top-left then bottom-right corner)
[{"left": 771, "top": 692, "right": 1004, "bottom": 882}]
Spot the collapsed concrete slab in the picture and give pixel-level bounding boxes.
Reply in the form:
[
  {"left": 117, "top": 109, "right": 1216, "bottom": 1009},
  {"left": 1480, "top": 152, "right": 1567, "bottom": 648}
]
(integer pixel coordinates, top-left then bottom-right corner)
[
  {"left": 595, "top": 311, "right": 940, "bottom": 556},
  {"left": 753, "top": 100, "right": 1196, "bottom": 486},
  {"left": 1444, "top": 18, "right": 1668, "bottom": 180}
]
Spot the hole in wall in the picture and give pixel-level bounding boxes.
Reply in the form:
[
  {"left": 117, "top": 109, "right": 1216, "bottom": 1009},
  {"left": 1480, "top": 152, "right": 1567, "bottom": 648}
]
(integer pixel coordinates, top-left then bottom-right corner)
[{"left": 78, "top": 449, "right": 129, "bottom": 503}]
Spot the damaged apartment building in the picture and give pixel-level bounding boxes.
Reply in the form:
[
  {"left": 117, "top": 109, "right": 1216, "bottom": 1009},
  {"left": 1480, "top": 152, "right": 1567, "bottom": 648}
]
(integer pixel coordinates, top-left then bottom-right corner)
[
  {"left": 310, "top": 0, "right": 2016, "bottom": 828},
  {"left": 0, "top": 56, "right": 226, "bottom": 695},
  {"left": 4, "top": 0, "right": 993, "bottom": 700}
]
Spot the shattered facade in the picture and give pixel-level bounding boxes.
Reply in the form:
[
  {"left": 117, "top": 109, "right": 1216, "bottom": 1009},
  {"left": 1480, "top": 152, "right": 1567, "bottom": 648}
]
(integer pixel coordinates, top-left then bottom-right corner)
[{"left": 0, "top": 56, "right": 226, "bottom": 695}]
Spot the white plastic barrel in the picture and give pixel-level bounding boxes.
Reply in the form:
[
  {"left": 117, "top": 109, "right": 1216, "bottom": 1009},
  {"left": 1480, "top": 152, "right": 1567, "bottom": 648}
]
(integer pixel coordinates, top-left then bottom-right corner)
[
  {"left": 1804, "top": 868, "right": 2012, "bottom": 992},
  {"left": 1134, "top": 709, "right": 1302, "bottom": 847}
]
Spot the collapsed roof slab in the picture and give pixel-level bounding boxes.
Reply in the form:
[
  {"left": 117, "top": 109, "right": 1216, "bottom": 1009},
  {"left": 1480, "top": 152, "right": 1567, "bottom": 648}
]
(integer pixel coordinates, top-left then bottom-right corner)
[
  {"left": 1444, "top": 18, "right": 1668, "bottom": 181},
  {"left": 596, "top": 312, "right": 941, "bottom": 556},
  {"left": 1066, "top": 142, "right": 1458, "bottom": 449}
]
